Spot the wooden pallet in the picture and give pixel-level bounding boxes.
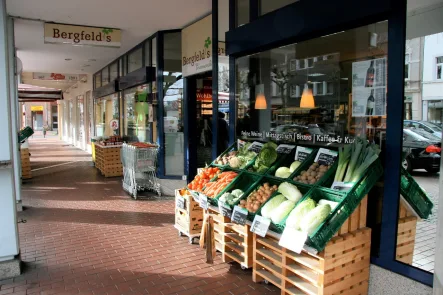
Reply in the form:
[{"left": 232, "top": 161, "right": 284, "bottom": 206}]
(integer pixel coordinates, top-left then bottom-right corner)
[
  {"left": 20, "top": 148, "right": 32, "bottom": 179},
  {"left": 208, "top": 207, "right": 229, "bottom": 253},
  {"left": 94, "top": 144, "right": 123, "bottom": 177},
  {"left": 223, "top": 223, "right": 253, "bottom": 269},
  {"left": 253, "top": 196, "right": 371, "bottom": 295},
  {"left": 396, "top": 203, "right": 417, "bottom": 265}
]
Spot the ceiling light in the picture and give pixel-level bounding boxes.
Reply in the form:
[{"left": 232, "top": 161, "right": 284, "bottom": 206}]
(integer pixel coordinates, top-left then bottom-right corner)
[
  {"left": 308, "top": 73, "right": 325, "bottom": 77},
  {"left": 65, "top": 58, "right": 72, "bottom": 61},
  {"left": 300, "top": 88, "right": 315, "bottom": 108}
]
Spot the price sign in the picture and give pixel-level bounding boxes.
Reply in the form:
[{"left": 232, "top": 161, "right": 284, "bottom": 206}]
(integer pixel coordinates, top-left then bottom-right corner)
[
  {"left": 295, "top": 146, "right": 313, "bottom": 162},
  {"left": 218, "top": 201, "right": 233, "bottom": 217},
  {"left": 279, "top": 227, "right": 308, "bottom": 254},
  {"left": 276, "top": 144, "right": 296, "bottom": 154},
  {"left": 176, "top": 196, "right": 186, "bottom": 210},
  {"left": 314, "top": 148, "right": 338, "bottom": 166},
  {"left": 199, "top": 194, "right": 208, "bottom": 210},
  {"left": 238, "top": 139, "right": 246, "bottom": 150},
  {"left": 231, "top": 205, "right": 248, "bottom": 225},
  {"left": 251, "top": 215, "right": 271, "bottom": 237},
  {"left": 248, "top": 141, "right": 264, "bottom": 153},
  {"left": 331, "top": 181, "right": 354, "bottom": 193}
]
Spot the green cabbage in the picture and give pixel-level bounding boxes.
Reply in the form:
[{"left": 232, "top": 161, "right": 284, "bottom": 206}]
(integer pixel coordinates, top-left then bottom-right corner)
[
  {"left": 289, "top": 161, "right": 301, "bottom": 173},
  {"left": 270, "top": 200, "right": 296, "bottom": 224},
  {"left": 259, "top": 147, "right": 278, "bottom": 167},
  {"left": 275, "top": 167, "right": 291, "bottom": 178},
  {"left": 278, "top": 182, "right": 303, "bottom": 203},
  {"left": 300, "top": 204, "right": 332, "bottom": 235},
  {"left": 285, "top": 198, "right": 316, "bottom": 230},
  {"left": 261, "top": 194, "right": 286, "bottom": 218},
  {"left": 231, "top": 189, "right": 244, "bottom": 198}
]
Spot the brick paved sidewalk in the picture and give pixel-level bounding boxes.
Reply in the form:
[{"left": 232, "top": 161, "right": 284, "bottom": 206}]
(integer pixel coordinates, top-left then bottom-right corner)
[{"left": 0, "top": 138, "right": 277, "bottom": 295}]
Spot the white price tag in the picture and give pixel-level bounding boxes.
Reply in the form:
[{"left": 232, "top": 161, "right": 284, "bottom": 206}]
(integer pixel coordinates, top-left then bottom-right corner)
[
  {"left": 199, "top": 194, "right": 208, "bottom": 210},
  {"left": 331, "top": 181, "right": 355, "bottom": 192},
  {"left": 279, "top": 227, "right": 308, "bottom": 254},
  {"left": 237, "top": 139, "right": 246, "bottom": 150},
  {"left": 250, "top": 215, "right": 271, "bottom": 237}
]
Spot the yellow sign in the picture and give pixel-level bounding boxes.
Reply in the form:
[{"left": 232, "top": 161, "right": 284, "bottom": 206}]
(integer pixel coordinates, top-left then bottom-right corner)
[
  {"left": 44, "top": 23, "right": 121, "bottom": 48},
  {"left": 31, "top": 106, "right": 43, "bottom": 111}
]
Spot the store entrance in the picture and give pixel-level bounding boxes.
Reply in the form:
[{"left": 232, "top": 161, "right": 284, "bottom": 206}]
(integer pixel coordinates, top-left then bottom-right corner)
[{"left": 195, "top": 74, "right": 214, "bottom": 168}]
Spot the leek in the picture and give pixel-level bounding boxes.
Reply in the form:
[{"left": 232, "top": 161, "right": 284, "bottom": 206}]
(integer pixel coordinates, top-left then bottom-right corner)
[{"left": 343, "top": 137, "right": 364, "bottom": 182}]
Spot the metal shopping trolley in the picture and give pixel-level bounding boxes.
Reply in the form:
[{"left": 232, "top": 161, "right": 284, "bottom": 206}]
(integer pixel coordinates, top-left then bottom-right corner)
[{"left": 121, "top": 143, "right": 161, "bottom": 199}]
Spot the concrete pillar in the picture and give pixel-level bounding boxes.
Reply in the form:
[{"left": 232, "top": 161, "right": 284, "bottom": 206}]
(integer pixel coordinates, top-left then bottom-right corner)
[
  {"left": 434, "top": 137, "right": 443, "bottom": 294},
  {"left": 0, "top": 0, "right": 21, "bottom": 279}
]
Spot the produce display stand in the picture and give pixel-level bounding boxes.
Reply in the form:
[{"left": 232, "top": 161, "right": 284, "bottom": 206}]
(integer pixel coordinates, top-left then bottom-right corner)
[
  {"left": 94, "top": 143, "right": 123, "bottom": 177},
  {"left": 400, "top": 167, "right": 433, "bottom": 219},
  {"left": 253, "top": 197, "right": 371, "bottom": 295},
  {"left": 20, "top": 148, "right": 32, "bottom": 179},
  {"left": 175, "top": 189, "right": 204, "bottom": 244},
  {"left": 396, "top": 200, "right": 418, "bottom": 265}
]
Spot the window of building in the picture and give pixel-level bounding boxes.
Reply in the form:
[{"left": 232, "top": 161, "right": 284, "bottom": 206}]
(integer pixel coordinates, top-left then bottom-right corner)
[
  {"left": 437, "top": 56, "right": 443, "bottom": 80},
  {"left": 95, "top": 93, "right": 119, "bottom": 137},
  {"left": 128, "top": 47, "right": 143, "bottom": 73},
  {"left": 110, "top": 62, "right": 118, "bottom": 81},
  {"left": 145, "top": 40, "right": 151, "bottom": 67},
  {"left": 101, "top": 67, "right": 109, "bottom": 86},
  {"left": 94, "top": 72, "right": 101, "bottom": 89},
  {"left": 123, "top": 85, "right": 153, "bottom": 143},
  {"left": 152, "top": 37, "right": 157, "bottom": 67},
  {"left": 260, "top": 0, "right": 298, "bottom": 15},
  {"left": 236, "top": 0, "right": 249, "bottom": 27},
  {"left": 405, "top": 53, "right": 410, "bottom": 80}
]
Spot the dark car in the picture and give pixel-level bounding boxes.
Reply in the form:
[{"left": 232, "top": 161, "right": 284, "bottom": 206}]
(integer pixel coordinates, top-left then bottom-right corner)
[
  {"left": 402, "top": 129, "right": 441, "bottom": 173},
  {"left": 404, "top": 120, "right": 442, "bottom": 139}
]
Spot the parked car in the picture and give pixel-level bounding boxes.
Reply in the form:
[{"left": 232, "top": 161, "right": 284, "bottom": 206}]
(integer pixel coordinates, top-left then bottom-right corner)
[
  {"left": 404, "top": 120, "right": 442, "bottom": 139},
  {"left": 402, "top": 129, "right": 441, "bottom": 173}
]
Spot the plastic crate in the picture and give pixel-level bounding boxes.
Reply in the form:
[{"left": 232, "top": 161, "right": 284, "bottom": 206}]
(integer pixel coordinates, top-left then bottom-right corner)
[
  {"left": 266, "top": 152, "right": 296, "bottom": 178},
  {"left": 18, "top": 126, "right": 34, "bottom": 142},
  {"left": 216, "top": 171, "right": 263, "bottom": 209},
  {"left": 400, "top": 167, "right": 433, "bottom": 219},
  {"left": 210, "top": 142, "right": 257, "bottom": 171},
  {"left": 307, "top": 159, "right": 383, "bottom": 251},
  {"left": 201, "top": 169, "right": 241, "bottom": 206},
  {"left": 290, "top": 152, "right": 338, "bottom": 187}
]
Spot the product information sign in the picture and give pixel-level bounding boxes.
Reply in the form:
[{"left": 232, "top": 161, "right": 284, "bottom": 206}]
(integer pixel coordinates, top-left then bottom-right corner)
[
  {"left": 248, "top": 141, "right": 264, "bottom": 153},
  {"left": 251, "top": 215, "right": 271, "bottom": 237},
  {"left": 314, "top": 148, "right": 338, "bottom": 166},
  {"left": 176, "top": 196, "right": 186, "bottom": 210},
  {"left": 351, "top": 57, "right": 387, "bottom": 117},
  {"left": 276, "top": 144, "right": 296, "bottom": 154},
  {"left": 237, "top": 139, "right": 246, "bottom": 150},
  {"left": 279, "top": 227, "right": 308, "bottom": 254},
  {"left": 295, "top": 146, "right": 313, "bottom": 162},
  {"left": 331, "top": 181, "right": 354, "bottom": 192},
  {"left": 219, "top": 201, "right": 233, "bottom": 217},
  {"left": 231, "top": 206, "right": 248, "bottom": 225},
  {"left": 199, "top": 195, "right": 208, "bottom": 210}
]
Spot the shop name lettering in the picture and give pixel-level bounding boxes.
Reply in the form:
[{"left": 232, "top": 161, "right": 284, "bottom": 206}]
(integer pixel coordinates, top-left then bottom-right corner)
[
  {"left": 182, "top": 47, "right": 226, "bottom": 66},
  {"left": 52, "top": 29, "right": 112, "bottom": 43},
  {"left": 241, "top": 131, "right": 355, "bottom": 144}
]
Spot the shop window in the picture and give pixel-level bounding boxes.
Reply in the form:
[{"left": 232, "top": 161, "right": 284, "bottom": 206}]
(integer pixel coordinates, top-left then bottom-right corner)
[
  {"left": 260, "top": 0, "right": 298, "bottom": 16},
  {"left": 145, "top": 40, "right": 151, "bottom": 66},
  {"left": 110, "top": 62, "right": 118, "bottom": 81},
  {"left": 123, "top": 85, "right": 154, "bottom": 143},
  {"left": 405, "top": 54, "right": 410, "bottom": 80},
  {"left": 101, "top": 67, "right": 109, "bottom": 86},
  {"left": 95, "top": 93, "right": 119, "bottom": 137},
  {"left": 119, "top": 57, "right": 126, "bottom": 76},
  {"left": 128, "top": 47, "right": 143, "bottom": 73},
  {"left": 94, "top": 72, "right": 101, "bottom": 89},
  {"left": 236, "top": 0, "right": 249, "bottom": 27},
  {"left": 162, "top": 32, "right": 183, "bottom": 176},
  {"left": 152, "top": 37, "right": 157, "bottom": 67},
  {"left": 437, "top": 56, "right": 443, "bottom": 80}
]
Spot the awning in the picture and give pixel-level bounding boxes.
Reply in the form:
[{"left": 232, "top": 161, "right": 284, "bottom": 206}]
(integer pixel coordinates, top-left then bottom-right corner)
[{"left": 18, "top": 84, "right": 63, "bottom": 102}]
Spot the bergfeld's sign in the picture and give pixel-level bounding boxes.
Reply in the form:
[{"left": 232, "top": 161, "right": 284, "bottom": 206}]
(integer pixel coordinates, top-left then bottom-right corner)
[
  {"left": 182, "top": 15, "right": 226, "bottom": 77},
  {"left": 44, "top": 23, "right": 121, "bottom": 47},
  {"left": 33, "top": 72, "right": 87, "bottom": 81}
]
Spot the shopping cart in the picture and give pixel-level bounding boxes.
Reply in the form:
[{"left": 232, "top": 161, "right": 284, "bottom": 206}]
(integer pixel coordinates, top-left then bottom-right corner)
[{"left": 121, "top": 143, "right": 161, "bottom": 199}]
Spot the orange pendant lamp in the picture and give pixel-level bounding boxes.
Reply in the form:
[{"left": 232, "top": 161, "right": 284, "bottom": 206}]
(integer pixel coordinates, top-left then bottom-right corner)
[
  {"left": 255, "top": 84, "right": 267, "bottom": 110},
  {"left": 300, "top": 88, "right": 315, "bottom": 108}
]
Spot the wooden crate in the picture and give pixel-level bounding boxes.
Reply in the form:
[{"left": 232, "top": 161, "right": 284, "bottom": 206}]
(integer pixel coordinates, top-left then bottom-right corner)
[
  {"left": 253, "top": 196, "right": 371, "bottom": 295},
  {"left": 94, "top": 144, "right": 123, "bottom": 177},
  {"left": 20, "top": 148, "right": 32, "bottom": 179},
  {"left": 396, "top": 202, "right": 417, "bottom": 265},
  {"left": 223, "top": 223, "right": 253, "bottom": 269},
  {"left": 175, "top": 208, "right": 204, "bottom": 236},
  {"left": 175, "top": 189, "right": 202, "bottom": 214},
  {"left": 175, "top": 190, "right": 203, "bottom": 244}
]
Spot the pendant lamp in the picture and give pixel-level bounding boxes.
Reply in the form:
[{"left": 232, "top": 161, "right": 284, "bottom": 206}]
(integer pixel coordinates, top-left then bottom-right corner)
[
  {"left": 300, "top": 88, "right": 315, "bottom": 108},
  {"left": 255, "top": 84, "right": 267, "bottom": 110}
]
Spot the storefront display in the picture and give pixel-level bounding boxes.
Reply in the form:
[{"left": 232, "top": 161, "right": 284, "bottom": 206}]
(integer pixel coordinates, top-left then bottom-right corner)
[{"left": 94, "top": 93, "right": 120, "bottom": 137}]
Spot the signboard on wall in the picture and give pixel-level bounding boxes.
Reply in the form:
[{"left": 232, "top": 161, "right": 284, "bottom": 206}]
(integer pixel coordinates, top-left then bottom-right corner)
[
  {"left": 44, "top": 23, "right": 121, "bottom": 47},
  {"left": 31, "top": 106, "right": 43, "bottom": 111},
  {"left": 181, "top": 15, "right": 227, "bottom": 77},
  {"left": 33, "top": 72, "right": 87, "bottom": 81}
]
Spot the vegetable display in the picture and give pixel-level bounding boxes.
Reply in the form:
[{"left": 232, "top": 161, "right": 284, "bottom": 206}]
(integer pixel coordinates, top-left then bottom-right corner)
[
  {"left": 275, "top": 160, "right": 302, "bottom": 178},
  {"left": 334, "top": 137, "right": 381, "bottom": 183},
  {"left": 293, "top": 162, "right": 330, "bottom": 185},
  {"left": 188, "top": 167, "right": 220, "bottom": 192},
  {"left": 202, "top": 171, "right": 238, "bottom": 198},
  {"left": 261, "top": 194, "right": 286, "bottom": 218},
  {"left": 219, "top": 189, "right": 244, "bottom": 207},
  {"left": 215, "top": 143, "right": 257, "bottom": 169},
  {"left": 270, "top": 200, "right": 296, "bottom": 224},
  {"left": 249, "top": 142, "right": 278, "bottom": 173},
  {"left": 239, "top": 183, "right": 278, "bottom": 213},
  {"left": 278, "top": 182, "right": 303, "bottom": 203},
  {"left": 300, "top": 204, "right": 332, "bottom": 235},
  {"left": 285, "top": 198, "right": 316, "bottom": 230}
]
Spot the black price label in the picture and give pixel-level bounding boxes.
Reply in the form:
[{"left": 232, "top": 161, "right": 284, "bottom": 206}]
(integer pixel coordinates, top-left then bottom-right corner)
[
  {"left": 314, "top": 148, "right": 338, "bottom": 166},
  {"left": 248, "top": 141, "right": 264, "bottom": 153},
  {"left": 276, "top": 144, "right": 295, "bottom": 154},
  {"left": 218, "top": 201, "right": 233, "bottom": 217},
  {"left": 176, "top": 196, "right": 186, "bottom": 210},
  {"left": 199, "top": 195, "right": 208, "bottom": 210},
  {"left": 231, "top": 205, "right": 248, "bottom": 225},
  {"left": 295, "top": 146, "right": 313, "bottom": 162},
  {"left": 250, "top": 215, "right": 271, "bottom": 237}
]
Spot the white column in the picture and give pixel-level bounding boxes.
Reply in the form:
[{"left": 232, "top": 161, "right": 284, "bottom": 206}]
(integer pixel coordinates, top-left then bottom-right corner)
[
  {"left": 0, "top": 0, "right": 20, "bottom": 272},
  {"left": 434, "top": 136, "right": 443, "bottom": 294}
]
